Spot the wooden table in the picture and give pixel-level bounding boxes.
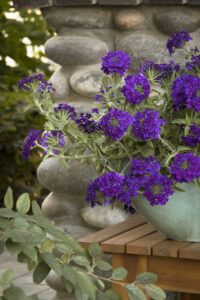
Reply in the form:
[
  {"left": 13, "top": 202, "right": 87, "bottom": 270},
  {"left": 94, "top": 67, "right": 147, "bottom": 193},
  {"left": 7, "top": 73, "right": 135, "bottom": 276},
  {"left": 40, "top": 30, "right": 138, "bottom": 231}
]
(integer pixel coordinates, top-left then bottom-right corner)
[{"left": 79, "top": 215, "right": 200, "bottom": 300}]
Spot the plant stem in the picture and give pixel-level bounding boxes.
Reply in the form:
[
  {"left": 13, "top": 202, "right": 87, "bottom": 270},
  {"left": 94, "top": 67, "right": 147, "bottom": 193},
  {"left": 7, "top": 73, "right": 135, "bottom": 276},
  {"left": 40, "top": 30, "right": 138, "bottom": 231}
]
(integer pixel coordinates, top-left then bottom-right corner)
[{"left": 159, "top": 136, "right": 176, "bottom": 154}]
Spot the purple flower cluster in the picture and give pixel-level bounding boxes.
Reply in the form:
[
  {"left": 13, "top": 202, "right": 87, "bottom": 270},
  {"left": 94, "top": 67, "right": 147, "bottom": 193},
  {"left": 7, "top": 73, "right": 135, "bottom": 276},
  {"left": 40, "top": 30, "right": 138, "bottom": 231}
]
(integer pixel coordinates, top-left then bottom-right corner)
[
  {"left": 143, "top": 173, "right": 174, "bottom": 206},
  {"left": 181, "top": 123, "right": 200, "bottom": 147},
  {"left": 40, "top": 131, "right": 65, "bottom": 155},
  {"left": 121, "top": 74, "right": 150, "bottom": 105},
  {"left": 169, "top": 153, "right": 200, "bottom": 183},
  {"left": 76, "top": 113, "right": 101, "bottom": 134},
  {"left": 17, "top": 74, "right": 55, "bottom": 92},
  {"left": 139, "top": 60, "right": 180, "bottom": 82},
  {"left": 100, "top": 108, "right": 133, "bottom": 140},
  {"left": 132, "top": 109, "right": 165, "bottom": 141},
  {"left": 21, "top": 129, "right": 40, "bottom": 159},
  {"left": 186, "top": 48, "right": 200, "bottom": 71},
  {"left": 85, "top": 172, "right": 125, "bottom": 207},
  {"left": 101, "top": 51, "right": 132, "bottom": 76},
  {"left": 171, "top": 74, "right": 200, "bottom": 112},
  {"left": 54, "top": 104, "right": 77, "bottom": 120},
  {"left": 94, "top": 88, "right": 105, "bottom": 103},
  {"left": 166, "top": 30, "right": 192, "bottom": 56},
  {"left": 117, "top": 174, "right": 139, "bottom": 206}
]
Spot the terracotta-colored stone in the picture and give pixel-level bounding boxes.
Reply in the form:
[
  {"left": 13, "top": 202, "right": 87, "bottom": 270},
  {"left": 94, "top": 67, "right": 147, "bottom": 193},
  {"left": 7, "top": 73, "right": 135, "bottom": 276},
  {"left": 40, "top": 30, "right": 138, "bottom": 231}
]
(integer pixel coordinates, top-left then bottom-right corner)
[{"left": 115, "top": 10, "right": 144, "bottom": 30}]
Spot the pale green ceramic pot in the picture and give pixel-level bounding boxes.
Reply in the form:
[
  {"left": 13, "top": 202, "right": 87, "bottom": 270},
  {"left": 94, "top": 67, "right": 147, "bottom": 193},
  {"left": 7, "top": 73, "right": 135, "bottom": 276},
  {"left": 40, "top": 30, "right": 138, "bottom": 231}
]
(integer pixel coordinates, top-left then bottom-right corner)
[{"left": 133, "top": 183, "right": 200, "bottom": 242}]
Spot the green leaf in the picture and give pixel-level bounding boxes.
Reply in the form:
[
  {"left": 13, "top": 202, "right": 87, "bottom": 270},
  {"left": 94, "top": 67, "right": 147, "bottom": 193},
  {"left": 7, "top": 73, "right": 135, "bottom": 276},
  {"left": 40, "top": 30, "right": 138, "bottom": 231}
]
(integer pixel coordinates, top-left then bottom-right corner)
[
  {"left": 5, "top": 240, "right": 22, "bottom": 256},
  {"left": 61, "top": 277, "right": 74, "bottom": 293},
  {"left": 16, "top": 193, "right": 30, "bottom": 213},
  {"left": 23, "top": 245, "right": 38, "bottom": 263},
  {"left": 12, "top": 217, "right": 29, "bottom": 230},
  {"left": 3, "top": 285, "right": 26, "bottom": 300},
  {"left": 4, "top": 187, "right": 13, "bottom": 210},
  {"left": 3, "top": 229, "right": 26, "bottom": 243},
  {"left": 75, "top": 288, "right": 89, "bottom": 300},
  {"left": 88, "top": 243, "right": 103, "bottom": 260},
  {"left": 104, "top": 289, "right": 121, "bottom": 300},
  {"left": 95, "top": 260, "right": 112, "bottom": 271},
  {"left": 0, "top": 240, "right": 4, "bottom": 255},
  {"left": 55, "top": 242, "right": 72, "bottom": 254},
  {"left": 126, "top": 284, "right": 146, "bottom": 300},
  {"left": 42, "top": 252, "right": 62, "bottom": 276},
  {"left": 32, "top": 201, "right": 43, "bottom": 217},
  {"left": 33, "top": 261, "right": 50, "bottom": 284},
  {"left": 111, "top": 267, "right": 128, "bottom": 280},
  {"left": 41, "top": 238, "right": 55, "bottom": 253},
  {"left": 145, "top": 284, "right": 166, "bottom": 300},
  {"left": 0, "top": 208, "right": 17, "bottom": 218},
  {"left": 62, "top": 264, "right": 77, "bottom": 286},
  {"left": 71, "top": 255, "right": 91, "bottom": 269},
  {"left": 96, "top": 279, "right": 105, "bottom": 290},
  {"left": 76, "top": 272, "right": 96, "bottom": 300},
  {"left": 136, "top": 272, "right": 158, "bottom": 285},
  {"left": 0, "top": 269, "right": 14, "bottom": 287}
]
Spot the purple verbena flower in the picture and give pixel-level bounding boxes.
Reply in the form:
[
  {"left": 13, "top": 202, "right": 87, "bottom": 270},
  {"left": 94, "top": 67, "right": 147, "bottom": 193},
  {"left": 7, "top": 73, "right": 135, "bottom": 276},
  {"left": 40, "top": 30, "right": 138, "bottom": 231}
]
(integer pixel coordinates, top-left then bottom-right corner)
[
  {"left": 123, "top": 204, "right": 136, "bottom": 214},
  {"left": 171, "top": 74, "right": 200, "bottom": 112},
  {"left": 169, "top": 153, "right": 200, "bottom": 183},
  {"left": 85, "top": 172, "right": 125, "bottom": 207},
  {"left": 76, "top": 113, "right": 101, "bottom": 134},
  {"left": 17, "top": 74, "right": 55, "bottom": 92},
  {"left": 54, "top": 104, "right": 77, "bottom": 120},
  {"left": 116, "top": 174, "right": 138, "bottom": 206},
  {"left": 143, "top": 173, "right": 174, "bottom": 206},
  {"left": 94, "top": 88, "right": 105, "bottom": 103},
  {"left": 101, "top": 51, "right": 132, "bottom": 76},
  {"left": 132, "top": 109, "right": 165, "bottom": 141},
  {"left": 186, "top": 54, "right": 200, "bottom": 71},
  {"left": 121, "top": 74, "right": 150, "bottom": 105},
  {"left": 100, "top": 108, "right": 133, "bottom": 141},
  {"left": 40, "top": 131, "right": 65, "bottom": 155},
  {"left": 181, "top": 123, "right": 200, "bottom": 147},
  {"left": 166, "top": 30, "right": 192, "bottom": 56},
  {"left": 21, "top": 129, "right": 40, "bottom": 159}
]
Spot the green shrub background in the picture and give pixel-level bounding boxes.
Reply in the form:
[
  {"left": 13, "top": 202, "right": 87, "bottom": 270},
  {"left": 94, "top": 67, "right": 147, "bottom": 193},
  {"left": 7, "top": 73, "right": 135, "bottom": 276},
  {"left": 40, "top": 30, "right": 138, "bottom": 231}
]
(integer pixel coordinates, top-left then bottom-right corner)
[{"left": 0, "top": 0, "right": 54, "bottom": 203}]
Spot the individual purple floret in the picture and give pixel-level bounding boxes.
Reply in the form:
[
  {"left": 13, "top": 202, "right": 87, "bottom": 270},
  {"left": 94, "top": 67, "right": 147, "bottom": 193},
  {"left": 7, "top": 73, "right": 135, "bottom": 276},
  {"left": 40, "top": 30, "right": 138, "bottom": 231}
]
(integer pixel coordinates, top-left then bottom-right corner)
[
  {"left": 54, "top": 104, "right": 77, "bottom": 120},
  {"left": 100, "top": 108, "right": 133, "bottom": 141},
  {"left": 143, "top": 173, "right": 174, "bottom": 206},
  {"left": 101, "top": 51, "right": 132, "bottom": 76},
  {"left": 166, "top": 30, "right": 192, "bottom": 56},
  {"left": 181, "top": 123, "right": 200, "bottom": 147},
  {"left": 17, "top": 74, "right": 56, "bottom": 92},
  {"left": 132, "top": 109, "right": 165, "bottom": 141},
  {"left": 171, "top": 74, "right": 200, "bottom": 112},
  {"left": 121, "top": 74, "right": 150, "bottom": 105},
  {"left": 76, "top": 113, "right": 101, "bottom": 134},
  {"left": 169, "top": 152, "right": 200, "bottom": 183},
  {"left": 94, "top": 88, "right": 105, "bottom": 103},
  {"left": 139, "top": 60, "right": 180, "bottom": 83},
  {"left": 21, "top": 129, "right": 40, "bottom": 159},
  {"left": 40, "top": 131, "right": 65, "bottom": 155},
  {"left": 117, "top": 174, "right": 139, "bottom": 206},
  {"left": 85, "top": 172, "right": 125, "bottom": 207}
]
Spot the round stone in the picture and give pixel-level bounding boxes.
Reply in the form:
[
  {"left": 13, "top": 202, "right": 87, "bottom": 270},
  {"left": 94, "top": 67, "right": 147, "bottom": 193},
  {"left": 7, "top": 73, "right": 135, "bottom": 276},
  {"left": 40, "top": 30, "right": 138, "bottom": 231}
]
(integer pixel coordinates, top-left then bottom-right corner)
[
  {"left": 43, "top": 7, "right": 112, "bottom": 30},
  {"left": 117, "top": 33, "right": 165, "bottom": 72},
  {"left": 70, "top": 69, "right": 102, "bottom": 98},
  {"left": 81, "top": 206, "right": 128, "bottom": 229},
  {"left": 154, "top": 8, "right": 199, "bottom": 35},
  {"left": 45, "top": 36, "right": 109, "bottom": 66},
  {"left": 37, "top": 157, "right": 97, "bottom": 195},
  {"left": 115, "top": 10, "right": 144, "bottom": 30},
  {"left": 49, "top": 68, "right": 70, "bottom": 101}
]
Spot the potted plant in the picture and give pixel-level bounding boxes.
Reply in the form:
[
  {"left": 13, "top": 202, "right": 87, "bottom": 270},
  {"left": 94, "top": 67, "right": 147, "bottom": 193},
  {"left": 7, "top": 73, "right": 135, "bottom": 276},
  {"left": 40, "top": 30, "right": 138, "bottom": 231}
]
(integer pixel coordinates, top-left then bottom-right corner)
[{"left": 19, "top": 30, "right": 200, "bottom": 242}]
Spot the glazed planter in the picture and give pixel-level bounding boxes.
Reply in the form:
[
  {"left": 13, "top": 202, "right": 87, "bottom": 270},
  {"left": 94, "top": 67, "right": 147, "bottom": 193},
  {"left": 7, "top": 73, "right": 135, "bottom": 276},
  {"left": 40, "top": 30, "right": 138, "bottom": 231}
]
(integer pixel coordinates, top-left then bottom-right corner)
[{"left": 133, "top": 183, "right": 200, "bottom": 242}]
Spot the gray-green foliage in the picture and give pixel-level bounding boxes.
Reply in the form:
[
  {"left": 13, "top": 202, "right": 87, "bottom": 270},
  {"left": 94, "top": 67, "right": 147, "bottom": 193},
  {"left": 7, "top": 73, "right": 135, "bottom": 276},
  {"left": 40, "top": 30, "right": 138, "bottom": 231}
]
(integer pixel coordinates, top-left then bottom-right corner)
[{"left": 0, "top": 188, "right": 165, "bottom": 300}]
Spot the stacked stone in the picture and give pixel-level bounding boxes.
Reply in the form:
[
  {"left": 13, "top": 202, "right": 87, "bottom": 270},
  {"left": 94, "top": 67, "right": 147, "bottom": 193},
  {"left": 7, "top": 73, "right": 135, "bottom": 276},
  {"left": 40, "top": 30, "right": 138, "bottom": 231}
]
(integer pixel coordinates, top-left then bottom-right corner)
[{"left": 34, "top": 5, "right": 200, "bottom": 300}]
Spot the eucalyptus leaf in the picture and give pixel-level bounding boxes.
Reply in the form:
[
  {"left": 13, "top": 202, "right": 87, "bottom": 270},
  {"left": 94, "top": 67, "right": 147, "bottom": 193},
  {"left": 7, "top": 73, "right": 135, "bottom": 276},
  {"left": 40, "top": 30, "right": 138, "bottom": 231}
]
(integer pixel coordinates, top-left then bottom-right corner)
[
  {"left": 76, "top": 271, "right": 96, "bottom": 300},
  {"left": 4, "top": 187, "right": 13, "bottom": 210},
  {"left": 41, "top": 238, "right": 55, "bottom": 252},
  {"left": 88, "top": 243, "right": 103, "bottom": 260},
  {"left": 55, "top": 242, "right": 72, "bottom": 254},
  {"left": 23, "top": 245, "right": 38, "bottom": 263},
  {"left": 42, "top": 252, "right": 62, "bottom": 276},
  {"left": 33, "top": 261, "right": 50, "bottom": 284},
  {"left": 3, "top": 285, "right": 26, "bottom": 300},
  {"left": 95, "top": 260, "right": 112, "bottom": 271},
  {"left": 62, "top": 264, "right": 76, "bottom": 286},
  {"left": 96, "top": 278, "right": 105, "bottom": 290},
  {"left": 16, "top": 193, "right": 30, "bottom": 214},
  {"left": 61, "top": 277, "right": 74, "bottom": 293},
  {"left": 104, "top": 289, "right": 121, "bottom": 300},
  {"left": 111, "top": 267, "right": 128, "bottom": 280},
  {"left": 136, "top": 272, "right": 158, "bottom": 285},
  {"left": 0, "top": 269, "right": 14, "bottom": 287},
  {"left": 126, "top": 284, "right": 146, "bottom": 300},
  {"left": 71, "top": 255, "right": 91, "bottom": 269},
  {"left": 145, "top": 283, "right": 166, "bottom": 300},
  {"left": 32, "top": 201, "right": 43, "bottom": 217},
  {"left": 5, "top": 240, "right": 22, "bottom": 256}
]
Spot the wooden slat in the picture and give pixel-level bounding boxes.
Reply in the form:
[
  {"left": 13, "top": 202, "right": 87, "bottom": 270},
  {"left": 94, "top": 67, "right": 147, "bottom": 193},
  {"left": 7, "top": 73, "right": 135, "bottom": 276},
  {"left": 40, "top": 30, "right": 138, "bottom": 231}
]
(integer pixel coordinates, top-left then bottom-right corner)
[
  {"left": 78, "top": 215, "right": 146, "bottom": 248},
  {"left": 127, "top": 231, "right": 166, "bottom": 255},
  {"left": 101, "top": 223, "right": 156, "bottom": 253},
  {"left": 179, "top": 243, "right": 200, "bottom": 260},
  {"left": 152, "top": 240, "right": 190, "bottom": 258}
]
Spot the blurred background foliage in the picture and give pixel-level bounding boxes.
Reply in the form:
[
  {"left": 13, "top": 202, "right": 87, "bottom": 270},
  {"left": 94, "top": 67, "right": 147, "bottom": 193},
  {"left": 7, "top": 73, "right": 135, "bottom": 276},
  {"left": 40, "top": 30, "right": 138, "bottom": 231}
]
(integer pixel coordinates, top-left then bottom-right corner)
[{"left": 0, "top": 0, "right": 55, "bottom": 204}]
